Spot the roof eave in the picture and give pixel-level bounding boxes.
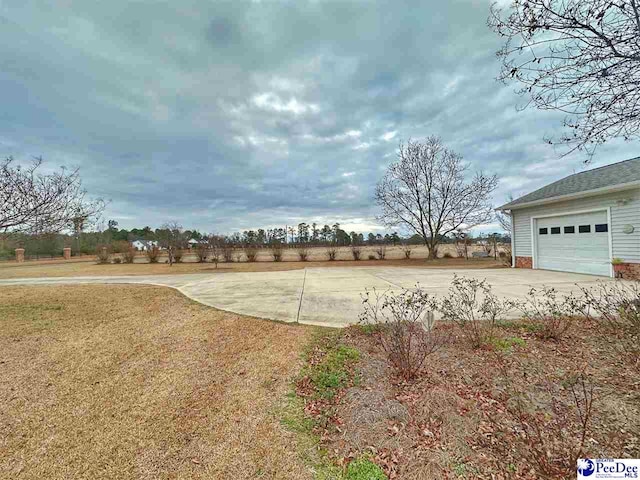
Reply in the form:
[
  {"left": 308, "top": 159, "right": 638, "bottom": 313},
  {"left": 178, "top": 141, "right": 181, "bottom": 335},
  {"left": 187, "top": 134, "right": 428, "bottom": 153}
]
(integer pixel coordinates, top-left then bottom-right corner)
[{"left": 496, "top": 179, "right": 640, "bottom": 211}]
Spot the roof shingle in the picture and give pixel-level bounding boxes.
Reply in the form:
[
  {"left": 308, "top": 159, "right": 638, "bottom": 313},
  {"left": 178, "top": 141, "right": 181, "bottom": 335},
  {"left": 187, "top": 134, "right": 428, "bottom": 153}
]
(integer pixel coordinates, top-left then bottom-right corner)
[{"left": 500, "top": 156, "right": 640, "bottom": 210}]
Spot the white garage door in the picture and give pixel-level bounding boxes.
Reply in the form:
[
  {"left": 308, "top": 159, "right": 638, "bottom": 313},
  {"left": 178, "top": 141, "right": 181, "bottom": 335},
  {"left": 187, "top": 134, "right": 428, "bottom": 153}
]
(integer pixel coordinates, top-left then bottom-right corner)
[{"left": 536, "top": 211, "right": 611, "bottom": 276}]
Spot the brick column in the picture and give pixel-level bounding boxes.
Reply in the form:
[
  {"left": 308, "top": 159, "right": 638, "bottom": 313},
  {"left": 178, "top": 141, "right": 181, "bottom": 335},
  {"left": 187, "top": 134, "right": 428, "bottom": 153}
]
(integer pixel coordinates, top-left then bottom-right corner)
[
  {"left": 63, "top": 247, "right": 71, "bottom": 260},
  {"left": 15, "top": 248, "right": 25, "bottom": 263}
]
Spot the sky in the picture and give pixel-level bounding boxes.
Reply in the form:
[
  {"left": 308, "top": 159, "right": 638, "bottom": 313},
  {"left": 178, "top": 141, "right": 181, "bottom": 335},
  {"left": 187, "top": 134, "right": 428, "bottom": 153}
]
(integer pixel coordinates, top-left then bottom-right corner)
[{"left": 1, "top": 0, "right": 637, "bottom": 236}]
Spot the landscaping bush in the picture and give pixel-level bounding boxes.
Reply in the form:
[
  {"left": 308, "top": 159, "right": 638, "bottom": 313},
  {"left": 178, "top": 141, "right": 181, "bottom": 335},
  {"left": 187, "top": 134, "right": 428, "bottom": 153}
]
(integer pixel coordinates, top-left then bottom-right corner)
[
  {"left": 297, "top": 246, "right": 309, "bottom": 261},
  {"left": 360, "top": 287, "right": 444, "bottom": 380},
  {"left": 112, "top": 256, "right": 122, "bottom": 264},
  {"left": 195, "top": 244, "right": 208, "bottom": 263},
  {"left": 326, "top": 246, "right": 338, "bottom": 261},
  {"left": 122, "top": 247, "right": 136, "bottom": 264},
  {"left": 367, "top": 254, "right": 376, "bottom": 260},
  {"left": 244, "top": 245, "right": 258, "bottom": 262},
  {"left": 222, "top": 245, "right": 234, "bottom": 263},
  {"left": 485, "top": 357, "right": 595, "bottom": 478},
  {"left": 516, "top": 286, "right": 583, "bottom": 340},
  {"left": 401, "top": 243, "right": 412, "bottom": 259},
  {"left": 146, "top": 246, "right": 160, "bottom": 263},
  {"left": 172, "top": 249, "right": 183, "bottom": 263},
  {"left": 375, "top": 244, "right": 386, "bottom": 260},
  {"left": 436, "top": 275, "right": 510, "bottom": 348},
  {"left": 442, "top": 252, "right": 453, "bottom": 258},
  {"left": 209, "top": 244, "right": 220, "bottom": 268},
  {"left": 270, "top": 242, "right": 283, "bottom": 262},
  {"left": 111, "top": 240, "right": 130, "bottom": 254},
  {"left": 95, "top": 245, "right": 111, "bottom": 264},
  {"left": 351, "top": 245, "right": 362, "bottom": 261}
]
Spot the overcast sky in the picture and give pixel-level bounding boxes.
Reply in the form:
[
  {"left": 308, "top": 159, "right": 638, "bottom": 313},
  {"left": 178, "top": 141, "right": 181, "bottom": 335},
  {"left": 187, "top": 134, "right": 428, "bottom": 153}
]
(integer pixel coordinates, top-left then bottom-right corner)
[{"left": 1, "top": 0, "right": 637, "bottom": 235}]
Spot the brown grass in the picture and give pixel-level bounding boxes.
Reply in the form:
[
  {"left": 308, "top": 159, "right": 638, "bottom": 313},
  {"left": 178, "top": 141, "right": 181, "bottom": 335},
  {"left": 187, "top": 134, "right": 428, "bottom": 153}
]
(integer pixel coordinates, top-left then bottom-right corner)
[
  {"left": 0, "top": 285, "right": 314, "bottom": 479},
  {"left": 0, "top": 256, "right": 504, "bottom": 279}
]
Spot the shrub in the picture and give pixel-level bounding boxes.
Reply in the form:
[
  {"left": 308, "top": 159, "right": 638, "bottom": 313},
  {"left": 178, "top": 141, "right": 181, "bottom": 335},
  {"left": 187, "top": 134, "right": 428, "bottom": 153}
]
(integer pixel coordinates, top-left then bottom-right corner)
[
  {"left": 244, "top": 245, "right": 258, "bottom": 262},
  {"left": 234, "top": 251, "right": 243, "bottom": 263},
  {"left": 401, "top": 243, "right": 412, "bottom": 259},
  {"left": 368, "top": 254, "right": 376, "bottom": 260},
  {"left": 222, "top": 245, "right": 234, "bottom": 263},
  {"left": 375, "top": 244, "right": 386, "bottom": 260},
  {"left": 111, "top": 240, "right": 130, "bottom": 254},
  {"left": 516, "top": 286, "right": 583, "bottom": 340},
  {"left": 485, "top": 358, "right": 595, "bottom": 478},
  {"left": 360, "top": 287, "right": 444, "bottom": 380},
  {"left": 95, "top": 245, "right": 111, "bottom": 264},
  {"left": 351, "top": 245, "right": 362, "bottom": 261},
  {"left": 146, "top": 246, "right": 160, "bottom": 263},
  {"left": 172, "top": 249, "right": 183, "bottom": 263},
  {"left": 112, "top": 256, "right": 122, "bottom": 264},
  {"left": 270, "top": 242, "right": 283, "bottom": 262},
  {"left": 297, "top": 246, "right": 309, "bottom": 261},
  {"left": 122, "top": 247, "right": 136, "bottom": 264},
  {"left": 326, "top": 246, "right": 338, "bottom": 261},
  {"left": 500, "top": 244, "right": 513, "bottom": 266},
  {"left": 209, "top": 244, "right": 220, "bottom": 268},
  {"left": 436, "top": 275, "right": 510, "bottom": 348},
  {"left": 195, "top": 244, "right": 208, "bottom": 263},
  {"left": 579, "top": 281, "right": 640, "bottom": 365},
  {"left": 442, "top": 252, "right": 453, "bottom": 259}
]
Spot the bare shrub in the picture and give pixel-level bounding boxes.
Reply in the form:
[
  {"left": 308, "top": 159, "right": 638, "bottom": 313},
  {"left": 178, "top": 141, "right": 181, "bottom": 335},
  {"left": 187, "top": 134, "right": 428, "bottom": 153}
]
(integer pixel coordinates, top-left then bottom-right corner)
[
  {"left": 351, "top": 245, "right": 362, "bottom": 261},
  {"left": 234, "top": 250, "right": 243, "bottom": 263},
  {"left": 297, "top": 246, "right": 309, "bottom": 261},
  {"left": 222, "top": 244, "right": 234, "bottom": 263},
  {"left": 359, "top": 287, "right": 444, "bottom": 380},
  {"left": 580, "top": 281, "right": 640, "bottom": 366},
  {"left": 195, "top": 244, "right": 208, "bottom": 263},
  {"left": 208, "top": 243, "right": 220, "bottom": 268},
  {"left": 244, "top": 245, "right": 258, "bottom": 262},
  {"left": 436, "top": 275, "right": 510, "bottom": 348},
  {"left": 112, "top": 256, "right": 122, "bottom": 264},
  {"left": 499, "top": 244, "right": 513, "bottom": 266},
  {"left": 368, "top": 254, "right": 376, "bottom": 260},
  {"left": 95, "top": 245, "right": 111, "bottom": 264},
  {"left": 442, "top": 252, "right": 453, "bottom": 259},
  {"left": 401, "top": 243, "right": 412, "bottom": 259},
  {"left": 270, "top": 242, "right": 283, "bottom": 262},
  {"left": 173, "top": 249, "right": 184, "bottom": 263},
  {"left": 516, "top": 287, "right": 583, "bottom": 340},
  {"left": 375, "top": 244, "right": 386, "bottom": 260},
  {"left": 485, "top": 357, "right": 595, "bottom": 478},
  {"left": 146, "top": 246, "right": 160, "bottom": 263},
  {"left": 122, "top": 247, "right": 136, "bottom": 264},
  {"left": 326, "top": 245, "right": 338, "bottom": 261}
]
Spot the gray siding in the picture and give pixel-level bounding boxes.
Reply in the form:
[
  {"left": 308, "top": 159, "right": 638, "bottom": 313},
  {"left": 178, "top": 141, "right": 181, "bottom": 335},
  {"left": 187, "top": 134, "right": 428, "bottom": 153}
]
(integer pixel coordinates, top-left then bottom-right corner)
[{"left": 512, "top": 188, "right": 640, "bottom": 263}]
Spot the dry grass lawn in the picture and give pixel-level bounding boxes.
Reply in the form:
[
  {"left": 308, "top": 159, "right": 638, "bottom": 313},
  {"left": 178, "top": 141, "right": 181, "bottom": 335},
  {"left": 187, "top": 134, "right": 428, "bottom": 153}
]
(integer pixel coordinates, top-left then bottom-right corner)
[
  {"left": 0, "top": 256, "right": 504, "bottom": 279},
  {"left": 0, "top": 285, "right": 315, "bottom": 479}
]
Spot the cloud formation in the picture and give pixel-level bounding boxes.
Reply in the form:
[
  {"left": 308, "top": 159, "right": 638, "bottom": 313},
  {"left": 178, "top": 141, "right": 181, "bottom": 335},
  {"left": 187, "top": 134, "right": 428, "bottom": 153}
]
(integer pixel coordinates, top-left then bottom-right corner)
[{"left": 0, "top": 0, "right": 636, "bottom": 234}]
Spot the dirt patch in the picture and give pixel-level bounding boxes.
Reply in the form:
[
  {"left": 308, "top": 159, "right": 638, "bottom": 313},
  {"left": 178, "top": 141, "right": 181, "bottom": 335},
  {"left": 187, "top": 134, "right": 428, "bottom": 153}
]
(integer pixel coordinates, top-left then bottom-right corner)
[
  {"left": 327, "top": 322, "right": 640, "bottom": 479},
  {"left": 0, "top": 285, "right": 315, "bottom": 479}
]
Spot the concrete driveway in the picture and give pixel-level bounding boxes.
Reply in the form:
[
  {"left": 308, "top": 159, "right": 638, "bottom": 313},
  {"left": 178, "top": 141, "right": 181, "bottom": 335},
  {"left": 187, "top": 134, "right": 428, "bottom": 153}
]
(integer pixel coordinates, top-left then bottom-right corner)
[{"left": 0, "top": 267, "right": 617, "bottom": 328}]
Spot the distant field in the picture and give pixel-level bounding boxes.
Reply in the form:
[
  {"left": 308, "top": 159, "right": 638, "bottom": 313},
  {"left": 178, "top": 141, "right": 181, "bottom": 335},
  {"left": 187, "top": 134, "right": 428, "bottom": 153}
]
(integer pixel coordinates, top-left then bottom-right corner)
[{"left": 0, "top": 255, "right": 506, "bottom": 280}]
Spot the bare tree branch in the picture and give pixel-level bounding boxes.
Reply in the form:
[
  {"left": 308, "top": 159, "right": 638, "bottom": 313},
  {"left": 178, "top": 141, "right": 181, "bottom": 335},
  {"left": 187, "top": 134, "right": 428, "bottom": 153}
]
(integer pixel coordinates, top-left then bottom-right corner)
[
  {"left": 0, "top": 157, "right": 105, "bottom": 234},
  {"left": 489, "top": 0, "right": 640, "bottom": 160}
]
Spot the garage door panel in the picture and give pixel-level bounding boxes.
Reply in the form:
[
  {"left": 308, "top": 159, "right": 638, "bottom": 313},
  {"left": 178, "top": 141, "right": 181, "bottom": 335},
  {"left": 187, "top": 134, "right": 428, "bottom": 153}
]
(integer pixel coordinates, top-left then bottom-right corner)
[{"left": 536, "top": 211, "right": 610, "bottom": 276}]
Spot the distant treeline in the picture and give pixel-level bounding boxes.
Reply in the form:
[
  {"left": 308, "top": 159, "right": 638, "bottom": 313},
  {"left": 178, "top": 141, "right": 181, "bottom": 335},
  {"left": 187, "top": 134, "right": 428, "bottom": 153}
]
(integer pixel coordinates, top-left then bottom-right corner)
[{"left": 0, "top": 220, "right": 510, "bottom": 259}]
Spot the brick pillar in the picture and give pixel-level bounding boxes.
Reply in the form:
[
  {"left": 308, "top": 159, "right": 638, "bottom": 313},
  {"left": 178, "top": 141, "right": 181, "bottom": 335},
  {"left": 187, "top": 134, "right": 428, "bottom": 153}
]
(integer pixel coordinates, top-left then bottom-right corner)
[
  {"left": 63, "top": 247, "right": 71, "bottom": 260},
  {"left": 15, "top": 248, "right": 25, "bottom": 263}
]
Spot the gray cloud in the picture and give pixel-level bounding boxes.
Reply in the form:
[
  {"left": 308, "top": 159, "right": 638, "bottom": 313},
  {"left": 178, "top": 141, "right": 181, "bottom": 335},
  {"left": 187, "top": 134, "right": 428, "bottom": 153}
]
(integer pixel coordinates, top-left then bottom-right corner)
[{"left": 0, "top": 0, "right": 637, "bottom": 235}]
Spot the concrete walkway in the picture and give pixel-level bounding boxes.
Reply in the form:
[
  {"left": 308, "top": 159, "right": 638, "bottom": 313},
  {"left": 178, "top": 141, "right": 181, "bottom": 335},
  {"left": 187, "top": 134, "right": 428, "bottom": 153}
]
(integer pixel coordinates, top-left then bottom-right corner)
[{"left": 0, "top": 267, "right": 617, "bottom": 328}]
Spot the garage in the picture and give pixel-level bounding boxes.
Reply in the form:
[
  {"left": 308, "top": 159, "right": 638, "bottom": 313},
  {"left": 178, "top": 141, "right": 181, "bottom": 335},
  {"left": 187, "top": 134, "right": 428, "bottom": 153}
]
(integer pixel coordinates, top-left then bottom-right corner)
[{"left": 535, "top": 211, "right": 611, "bottom": 276}]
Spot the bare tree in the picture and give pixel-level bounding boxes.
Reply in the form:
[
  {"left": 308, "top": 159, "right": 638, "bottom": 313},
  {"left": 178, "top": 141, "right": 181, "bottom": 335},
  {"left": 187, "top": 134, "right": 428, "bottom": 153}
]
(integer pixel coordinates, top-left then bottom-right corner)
[
  {"left": 375, "top": 137, "right": 497, "bottom": 260},
  {"left": 489, "top": 0, "right": 640, "bottom": 157},
  {"left": 1, "top": 157, "right": 104, "bottom": 233},
  {"left": 158, "top": 222, "right": 185, "bottom": 266}
]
